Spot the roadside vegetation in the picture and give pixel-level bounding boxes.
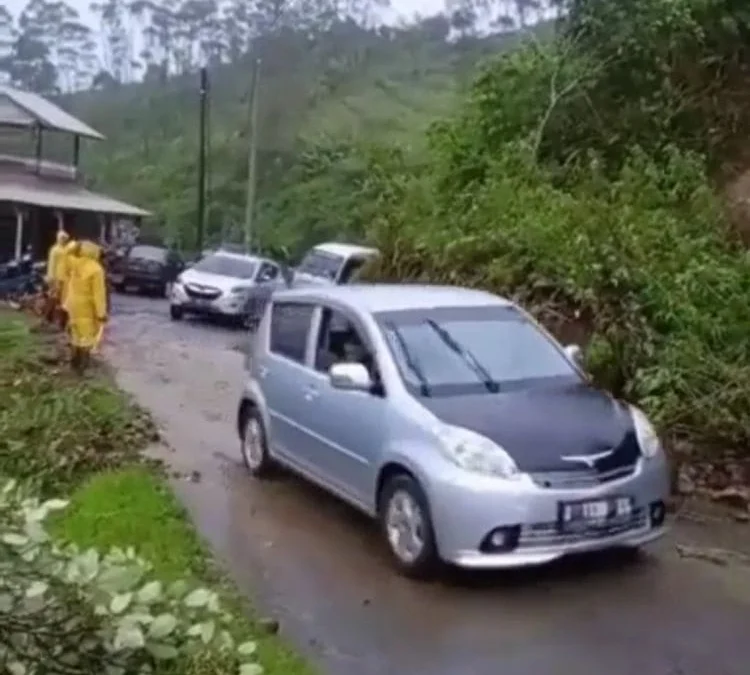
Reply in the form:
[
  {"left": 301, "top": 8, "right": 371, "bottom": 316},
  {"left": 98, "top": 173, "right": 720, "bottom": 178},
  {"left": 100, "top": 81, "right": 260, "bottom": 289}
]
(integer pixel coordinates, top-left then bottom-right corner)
[
  {"left": 0, "top": 312, "right": 311, "bottom": 675},
  {"left": 264, "top": 0, "right": 750, "bottom": 471}
]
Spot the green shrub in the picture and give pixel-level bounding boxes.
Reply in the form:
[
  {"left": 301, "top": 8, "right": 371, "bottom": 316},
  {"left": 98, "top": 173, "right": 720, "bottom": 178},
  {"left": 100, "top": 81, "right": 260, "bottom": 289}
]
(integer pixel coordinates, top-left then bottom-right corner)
[
  {"left": 362, "top": 142, "right": 750, "bottom": 448},
  {"left": 0, "top": 479, "right": 264, "bottom": 675}
]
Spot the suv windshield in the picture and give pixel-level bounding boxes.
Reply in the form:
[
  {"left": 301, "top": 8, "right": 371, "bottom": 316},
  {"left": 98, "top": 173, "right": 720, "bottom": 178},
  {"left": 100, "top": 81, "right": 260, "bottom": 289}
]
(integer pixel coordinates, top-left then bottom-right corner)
[
  {"left": 130, "top": 245, "right": 167, "bottom": 262},
  {"left": 296, "top": 249, "right": 344, "bottom": 281},
  {"left": 376, "top": 305, "right": 580, "bottom": 397},
  {"left": 192, "top": 254, "right": 256, "bottom": 279}
]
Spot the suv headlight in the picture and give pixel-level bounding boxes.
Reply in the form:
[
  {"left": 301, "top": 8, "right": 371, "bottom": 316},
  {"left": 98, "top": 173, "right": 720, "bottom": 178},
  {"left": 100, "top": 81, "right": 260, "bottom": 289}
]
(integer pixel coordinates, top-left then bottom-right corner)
[
  {"left": 629, "top": 405, "right": 661, "bottom": 458},
  {"left": 434, "top": 425, "right": 520, "bottom": 479}
]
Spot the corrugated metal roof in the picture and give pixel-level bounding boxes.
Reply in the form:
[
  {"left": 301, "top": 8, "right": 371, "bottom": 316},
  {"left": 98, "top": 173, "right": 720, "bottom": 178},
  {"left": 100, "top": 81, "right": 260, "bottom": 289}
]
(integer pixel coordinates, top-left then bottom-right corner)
[
  {"left": 0, "top": 94, "right": 36, "bottom": 126},
  {"left": 0, "top": 86, "right": 105, "bottom": 140},
  {"left": 0, "top": 170, "right": 150, "bottom": 217}
]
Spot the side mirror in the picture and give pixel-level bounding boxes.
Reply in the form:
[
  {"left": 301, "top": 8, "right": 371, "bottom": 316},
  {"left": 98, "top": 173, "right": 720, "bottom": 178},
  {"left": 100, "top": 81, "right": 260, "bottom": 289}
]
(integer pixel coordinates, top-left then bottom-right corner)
[
  {"left": 563, "top": 344, "right": 583, "bottom": 365},
  {"left": 328, "top": 362, "right": 372, "bottom": 392}
]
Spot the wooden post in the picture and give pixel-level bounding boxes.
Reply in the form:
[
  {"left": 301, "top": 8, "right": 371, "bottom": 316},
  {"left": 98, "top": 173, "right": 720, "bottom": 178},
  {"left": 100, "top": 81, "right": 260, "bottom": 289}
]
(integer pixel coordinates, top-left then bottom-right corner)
[
  {"left": 55, "top": 211, "right": 65, "bottom": 232},
  {"left": 14, "top": 208, "right": 24, "bottom": 260},
  {"left": 99, "top": 214, "right": 107, "bottom": 244},
  {"left": 35, "top": 125, "right": 43, "bottom": 174}
]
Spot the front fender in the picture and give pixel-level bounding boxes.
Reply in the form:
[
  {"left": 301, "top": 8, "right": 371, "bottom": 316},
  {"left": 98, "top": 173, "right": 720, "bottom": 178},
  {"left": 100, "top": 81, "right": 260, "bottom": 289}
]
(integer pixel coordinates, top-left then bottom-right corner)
[{"left": 237, "top": 378, "right": 272, "bottom": 441}]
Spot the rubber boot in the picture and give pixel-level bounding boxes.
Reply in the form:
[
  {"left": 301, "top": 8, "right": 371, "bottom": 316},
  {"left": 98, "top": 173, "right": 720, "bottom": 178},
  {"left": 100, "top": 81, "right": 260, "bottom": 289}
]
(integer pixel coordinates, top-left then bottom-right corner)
[
  {"left": 71, "top": 347, "right": 84, "bottom": 375},
  {"left": 79, "top": 349, "right": 91, "bottom": 375}
]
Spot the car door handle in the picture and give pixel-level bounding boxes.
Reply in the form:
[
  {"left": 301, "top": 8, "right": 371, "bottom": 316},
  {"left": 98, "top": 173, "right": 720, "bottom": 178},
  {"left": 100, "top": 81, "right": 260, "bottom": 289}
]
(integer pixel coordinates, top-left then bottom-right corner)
[{"left": 303, "top": 386, "right": 319, "bottom": 401}]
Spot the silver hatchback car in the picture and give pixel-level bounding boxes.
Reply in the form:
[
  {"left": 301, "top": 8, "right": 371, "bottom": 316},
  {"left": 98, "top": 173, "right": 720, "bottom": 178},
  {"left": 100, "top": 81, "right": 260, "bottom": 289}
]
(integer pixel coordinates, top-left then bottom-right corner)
[{"left": 236, "top": 284, "right": 670, "bottom": 578}]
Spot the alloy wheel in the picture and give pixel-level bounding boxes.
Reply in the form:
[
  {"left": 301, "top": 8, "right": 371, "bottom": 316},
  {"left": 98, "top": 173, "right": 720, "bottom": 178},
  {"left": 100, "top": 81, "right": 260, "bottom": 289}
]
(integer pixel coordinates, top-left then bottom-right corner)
[{"left": 385, "top": 489, "right": 426, "bottom": 564}]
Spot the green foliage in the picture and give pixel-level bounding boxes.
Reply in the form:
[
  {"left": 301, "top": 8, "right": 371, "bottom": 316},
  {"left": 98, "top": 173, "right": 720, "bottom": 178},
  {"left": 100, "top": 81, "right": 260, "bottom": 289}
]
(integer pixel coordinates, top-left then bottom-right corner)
[
  {"left": 344, "top": 0, "right": 750, "bottom": 451},
  {"left": 0, "top": 479, "right": 264, "bottom": 675},
  {"left": 0, "top": 316, "right": 157, "bottom": 495},
  {"left": 363, "top": 141, "right": 750, "bottom": 446}
]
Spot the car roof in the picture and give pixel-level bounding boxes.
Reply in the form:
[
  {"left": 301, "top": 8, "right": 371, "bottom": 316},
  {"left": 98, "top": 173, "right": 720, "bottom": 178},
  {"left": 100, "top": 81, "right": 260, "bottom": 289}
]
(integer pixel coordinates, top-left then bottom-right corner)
[
  {"left": 312, "top": 242, "right": 379, "bottom": 258},
  {"left": 205, "top": 251, "right": 265, "bottom": 264},
  {"left": 273, "top": 283, "right": 512, "bottom": 313}
]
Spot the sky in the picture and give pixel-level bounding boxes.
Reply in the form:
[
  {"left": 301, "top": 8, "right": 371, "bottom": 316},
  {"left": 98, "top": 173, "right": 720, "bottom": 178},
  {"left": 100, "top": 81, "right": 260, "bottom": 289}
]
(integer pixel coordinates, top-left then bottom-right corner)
[{"left": 3, "top": 0, "right": 448, "bottom": 29}]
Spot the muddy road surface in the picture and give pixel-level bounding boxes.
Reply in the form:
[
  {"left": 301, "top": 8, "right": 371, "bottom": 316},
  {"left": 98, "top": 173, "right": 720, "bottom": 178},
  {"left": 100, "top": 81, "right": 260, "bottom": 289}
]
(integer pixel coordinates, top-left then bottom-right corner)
[{"left": 106, "top": 292, "right": 750, "bottom": 675}]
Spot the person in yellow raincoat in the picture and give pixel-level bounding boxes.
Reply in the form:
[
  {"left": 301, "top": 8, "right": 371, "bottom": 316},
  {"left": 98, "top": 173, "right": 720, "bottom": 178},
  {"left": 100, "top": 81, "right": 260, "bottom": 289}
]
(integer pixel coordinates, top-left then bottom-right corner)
[
  {"left": 65, "top": 240, "right": 107, "bottom": 374},
  {"left": 44, "top": 230, "right": 69, "bottom": 322}
]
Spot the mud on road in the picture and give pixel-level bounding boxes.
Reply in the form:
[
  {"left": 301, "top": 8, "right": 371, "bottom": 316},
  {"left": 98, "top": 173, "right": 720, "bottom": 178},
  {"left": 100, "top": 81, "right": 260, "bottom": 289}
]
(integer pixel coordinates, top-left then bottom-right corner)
[{"left": 106, "top": 293, "right": 750, "bottom": 675}]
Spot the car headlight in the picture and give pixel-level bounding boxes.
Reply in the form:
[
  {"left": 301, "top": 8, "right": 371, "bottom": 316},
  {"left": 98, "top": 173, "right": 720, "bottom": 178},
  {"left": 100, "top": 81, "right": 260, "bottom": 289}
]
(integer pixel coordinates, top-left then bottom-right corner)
[
  {"left": 629, "top": 405, "right": 661, "bottom": 458},
  {"left": 434, "top": 424, "right": 520, "bottom": 479}
]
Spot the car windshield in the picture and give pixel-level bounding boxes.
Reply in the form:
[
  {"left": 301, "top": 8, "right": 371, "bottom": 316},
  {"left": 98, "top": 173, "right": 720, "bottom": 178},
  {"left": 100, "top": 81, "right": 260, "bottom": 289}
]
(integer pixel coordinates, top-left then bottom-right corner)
[
  {"left": 192, "top": 254, "right": 256, "bottom": 279},
  {"left": 375, "top": 305, "right": 580, "bottom": 397},
  {"left": 130, "top": 245, "right": 167, "bottom": 262},
  {"left": 296, "top": 250, "right": 344, "bottom": 281}
]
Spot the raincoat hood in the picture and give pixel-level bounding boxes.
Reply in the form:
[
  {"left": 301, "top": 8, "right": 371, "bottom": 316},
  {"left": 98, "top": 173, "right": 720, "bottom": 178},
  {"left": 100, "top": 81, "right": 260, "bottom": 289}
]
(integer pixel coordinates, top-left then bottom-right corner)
[
  {"left": 79, "top": 241, "right": 101, "bottom": 260},
  {"left": 56, "top": 231, "right": 70, "bottom": 244},
  {"left": 64, "top": 241, "right": 80, "bottom": 255}
]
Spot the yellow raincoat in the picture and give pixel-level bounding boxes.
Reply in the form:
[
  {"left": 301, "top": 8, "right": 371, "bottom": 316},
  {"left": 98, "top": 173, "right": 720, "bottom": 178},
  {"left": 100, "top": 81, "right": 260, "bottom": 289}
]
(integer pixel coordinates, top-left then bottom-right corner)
[
  {"left": 66, "top": 241, "right": 107, "bottom": 349},
  {"left": 46, "top": 230, "right": 70, "bottom": 291},
  {"left": 59, "top": 240, "right": 80, "bottom": 311}
]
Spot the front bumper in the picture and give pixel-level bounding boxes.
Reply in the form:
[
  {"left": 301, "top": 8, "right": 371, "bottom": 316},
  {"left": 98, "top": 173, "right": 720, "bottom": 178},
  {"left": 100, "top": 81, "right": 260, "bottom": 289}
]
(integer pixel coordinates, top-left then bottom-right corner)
[
  {"left": 113, "top": 271, "right": 164, "bottom": 287},
  {"left": 170, "top": 283, "right": 245, "bottom": 317},
  {"left": 427, "top": 455, "right": 670, "bottom": 569}
]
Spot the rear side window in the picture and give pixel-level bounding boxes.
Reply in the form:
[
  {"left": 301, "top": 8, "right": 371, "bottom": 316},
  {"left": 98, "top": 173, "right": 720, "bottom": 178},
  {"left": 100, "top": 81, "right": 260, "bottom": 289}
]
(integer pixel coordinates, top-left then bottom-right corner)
[{"left": 269, "top": 302, "right": 314, "bottom": 363}]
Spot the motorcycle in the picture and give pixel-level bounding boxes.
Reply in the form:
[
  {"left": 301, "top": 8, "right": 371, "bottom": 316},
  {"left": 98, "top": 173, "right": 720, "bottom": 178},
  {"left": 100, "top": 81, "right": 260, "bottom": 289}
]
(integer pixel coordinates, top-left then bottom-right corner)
[{"left": 0, "top": 257, "right": 47, "bottom": 301}]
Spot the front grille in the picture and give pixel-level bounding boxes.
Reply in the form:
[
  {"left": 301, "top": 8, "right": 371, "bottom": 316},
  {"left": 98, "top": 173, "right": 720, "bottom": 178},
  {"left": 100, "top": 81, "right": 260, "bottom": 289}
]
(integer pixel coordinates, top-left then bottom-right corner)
[
  {"left": 530, "top": 430, "right": 641, "bottom": 489},
  {"left": 185, "top": 284, "right": 221, "bottom": 300},
  {"left": 520, "top": 508, "right": 647, "bottom": 548},
  {"left": 531, "top": 464, "right": 636, "bottom": 489}
]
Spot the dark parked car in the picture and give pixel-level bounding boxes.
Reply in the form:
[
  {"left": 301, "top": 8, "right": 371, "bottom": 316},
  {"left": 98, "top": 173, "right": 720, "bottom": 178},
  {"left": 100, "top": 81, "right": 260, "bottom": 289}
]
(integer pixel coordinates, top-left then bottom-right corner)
[{"left": 109, "top": 244, "right": 184, "bottom": 297}]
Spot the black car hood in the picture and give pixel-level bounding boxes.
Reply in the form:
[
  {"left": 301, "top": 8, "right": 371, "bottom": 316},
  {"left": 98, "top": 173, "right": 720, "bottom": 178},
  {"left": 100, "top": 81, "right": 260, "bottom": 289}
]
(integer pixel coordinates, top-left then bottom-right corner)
[{"left": 420, "top": 383, "right": 638, "bottom": 473}]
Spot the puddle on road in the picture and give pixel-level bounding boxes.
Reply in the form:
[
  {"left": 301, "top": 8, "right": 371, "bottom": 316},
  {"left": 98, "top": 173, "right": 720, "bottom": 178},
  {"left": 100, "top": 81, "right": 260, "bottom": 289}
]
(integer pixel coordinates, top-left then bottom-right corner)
[{"left": 107, "top": 309, "right": 750, "bottom": 675}]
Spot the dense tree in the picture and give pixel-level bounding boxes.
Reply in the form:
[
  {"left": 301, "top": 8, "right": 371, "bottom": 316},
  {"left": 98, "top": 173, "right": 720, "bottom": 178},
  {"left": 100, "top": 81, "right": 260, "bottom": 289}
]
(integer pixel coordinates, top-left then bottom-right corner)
[{"left": 0, "top": 0, "right": 443, "bottom": 91}]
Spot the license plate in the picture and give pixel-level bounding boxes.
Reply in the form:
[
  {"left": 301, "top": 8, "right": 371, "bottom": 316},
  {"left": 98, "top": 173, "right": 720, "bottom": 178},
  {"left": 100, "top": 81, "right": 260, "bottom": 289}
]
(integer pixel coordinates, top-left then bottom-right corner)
[{"left": 558, "top": 496, "right": 633, "bottom": 531}]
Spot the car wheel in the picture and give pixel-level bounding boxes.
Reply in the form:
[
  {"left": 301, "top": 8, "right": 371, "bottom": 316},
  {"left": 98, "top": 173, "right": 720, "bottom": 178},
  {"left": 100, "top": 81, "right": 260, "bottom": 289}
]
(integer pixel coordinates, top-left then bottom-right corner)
[
  {"left": 169, "top": 305, "right": 184, "bottom": 321},
  {"left": 239, "top": 405, "right": 275, "bottom": 477},
  {"left": 379, "top": 473, "right": 439, "bottom": 580}
]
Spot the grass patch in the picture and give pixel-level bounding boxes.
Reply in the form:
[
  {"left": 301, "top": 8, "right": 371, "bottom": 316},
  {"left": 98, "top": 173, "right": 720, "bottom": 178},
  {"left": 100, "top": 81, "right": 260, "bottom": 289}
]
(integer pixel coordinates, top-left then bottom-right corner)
[
  {"left": 53, "top": 468, "right": 207, "bottom": 580},
  {"left": 54, "top": 467, "right": 315, "bottom": 675}
]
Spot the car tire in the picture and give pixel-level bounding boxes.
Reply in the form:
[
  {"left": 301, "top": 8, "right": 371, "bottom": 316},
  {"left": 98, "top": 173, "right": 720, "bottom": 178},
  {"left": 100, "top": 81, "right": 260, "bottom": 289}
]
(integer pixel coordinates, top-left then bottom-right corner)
[
  {"left": 379, "top": 473, "right": 439, "bottom": 580},
  {"left": 169, "top": 305, "right": 184, "bottom": 321},
  {"left": 239, "top": 405, "right": 275, "bottom": 478}
]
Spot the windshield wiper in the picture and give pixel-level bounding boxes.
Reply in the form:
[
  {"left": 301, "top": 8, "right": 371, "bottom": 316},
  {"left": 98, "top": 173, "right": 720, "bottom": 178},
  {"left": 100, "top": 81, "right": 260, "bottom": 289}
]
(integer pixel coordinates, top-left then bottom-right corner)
[
  {"left": 386, "top": 322, "right": 431, "bottom": 397},
  {"left": 425, "top": 319, "right": 499, "bottom": 393}
]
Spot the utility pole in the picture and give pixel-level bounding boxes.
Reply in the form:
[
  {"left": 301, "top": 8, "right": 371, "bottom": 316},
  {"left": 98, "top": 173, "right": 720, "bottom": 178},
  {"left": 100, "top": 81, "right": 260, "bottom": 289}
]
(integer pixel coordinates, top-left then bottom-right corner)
[
  {"left": 196, "top": 67, "right": 208, "bottom": 255},
  {"left": 243, "top": 58, "right": 261, "bottom": 253}
]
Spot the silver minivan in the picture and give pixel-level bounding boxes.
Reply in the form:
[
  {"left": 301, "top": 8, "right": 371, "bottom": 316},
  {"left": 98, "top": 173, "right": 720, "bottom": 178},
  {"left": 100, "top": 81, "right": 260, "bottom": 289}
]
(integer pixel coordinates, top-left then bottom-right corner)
[{"left": 236, "top": 284, "right": 670, "bottom": 578}]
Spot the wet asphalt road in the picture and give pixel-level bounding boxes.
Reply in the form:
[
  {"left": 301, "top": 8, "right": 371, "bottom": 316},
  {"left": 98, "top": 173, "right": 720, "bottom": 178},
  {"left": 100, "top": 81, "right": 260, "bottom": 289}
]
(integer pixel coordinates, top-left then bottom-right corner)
[{"left": 105, "top": 291, "right": 750, "bottom": 675}]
